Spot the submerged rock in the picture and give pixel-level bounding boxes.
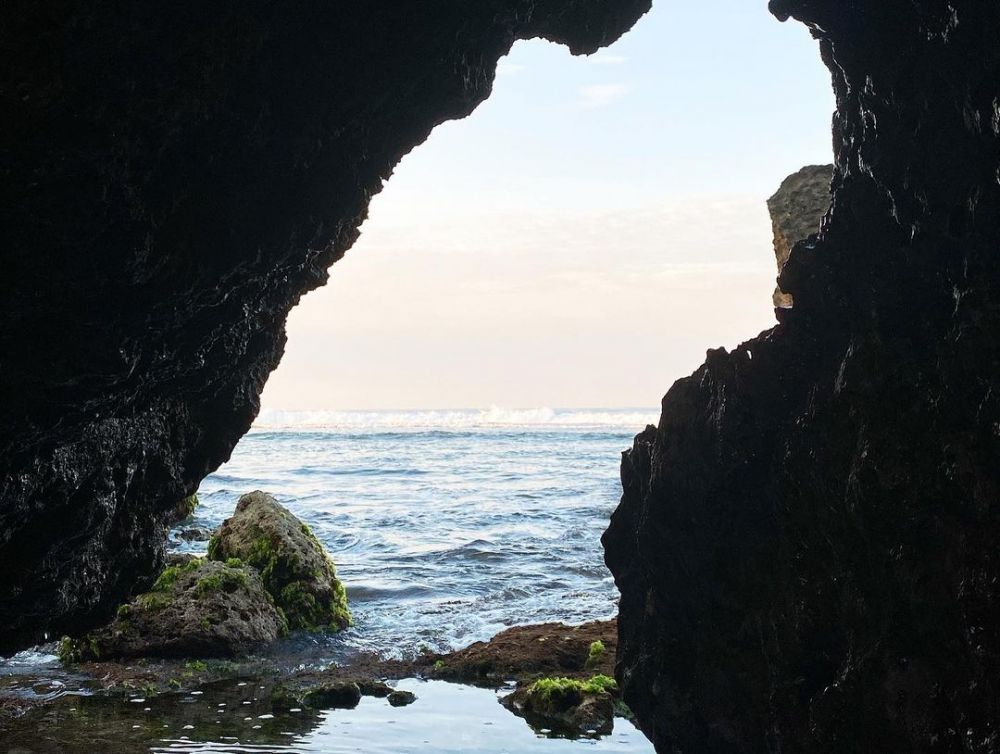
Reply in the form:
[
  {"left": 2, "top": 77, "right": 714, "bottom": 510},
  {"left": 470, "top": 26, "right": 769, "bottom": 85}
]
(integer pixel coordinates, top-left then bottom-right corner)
[
  {"left": 207, "top": 491, "right": 350, "bottom": 632},
  {"left": 60, "top": 559, "right": 285, "bottom": 661},
  {"left": 387, "top": 689, "right": 416, "bottom": 707},
  {"left": 501, "top": 675, "right": 616, "bottom": 738}
]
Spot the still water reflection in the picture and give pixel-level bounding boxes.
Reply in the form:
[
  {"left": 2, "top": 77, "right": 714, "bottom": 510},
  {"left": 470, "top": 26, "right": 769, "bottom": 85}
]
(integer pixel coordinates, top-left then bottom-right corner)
[{"left": 3, "top": 679, "right": 653, "bottom": 754}]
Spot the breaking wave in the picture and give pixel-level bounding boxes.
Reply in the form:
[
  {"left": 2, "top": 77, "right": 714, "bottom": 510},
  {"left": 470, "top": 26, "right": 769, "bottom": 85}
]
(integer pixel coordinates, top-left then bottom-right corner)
[{"left": 252, "top": 406, "right": 658, "bottom": 431}]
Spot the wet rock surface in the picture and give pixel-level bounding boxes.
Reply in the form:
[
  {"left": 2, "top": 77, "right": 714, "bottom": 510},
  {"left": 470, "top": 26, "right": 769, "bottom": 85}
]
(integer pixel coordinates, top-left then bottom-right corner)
[
  {"left": 501, "top": 675, "right": 617, "bottom": 738},
  {"left": 61, "top": 559, "right": 284, "bottom": 661},
  {"left": 605, "top": 2, "right": 1000, "bottom": 752},
  {"left": 0, "top": 0, "right": 651, "bottom": 653},
  {"left": 299, "top": 681, "right": 363, "bottom": 711},
  {"left": 54, "top": 493, "right": 356, "bottom": 662},
  {"left": 387, "top": 689, "right": 417, "bottom": 707},
  {"left": 426, "top": 620, "right": 617, "bottom": 685},
  {"left": 207, "top": 491, "right": 350, "bottom": 632},
  {"left": 0, "top": 620, "right": 618, "bottom": 729}
]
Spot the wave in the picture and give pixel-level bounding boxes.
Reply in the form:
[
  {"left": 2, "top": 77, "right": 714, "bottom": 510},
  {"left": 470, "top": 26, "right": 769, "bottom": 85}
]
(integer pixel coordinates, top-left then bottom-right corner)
[{"left": 251, "top": 406, "right": 658, "bottom": 431}]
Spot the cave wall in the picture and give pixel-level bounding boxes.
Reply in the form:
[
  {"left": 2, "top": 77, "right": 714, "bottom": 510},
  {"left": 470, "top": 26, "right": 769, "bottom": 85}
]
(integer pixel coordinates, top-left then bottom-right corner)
[
  {"left": 0, "top": 0, "right": 651, "bottom": 653},
  {"left": 605, "top": 1, "right": 1000, "bottom": 751}
]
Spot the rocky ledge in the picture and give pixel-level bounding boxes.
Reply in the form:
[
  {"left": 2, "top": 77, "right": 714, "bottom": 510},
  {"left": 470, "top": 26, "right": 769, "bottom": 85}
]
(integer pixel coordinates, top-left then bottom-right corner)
[{"left": 1, "top": 619, "right": 623, "bottom": 739}]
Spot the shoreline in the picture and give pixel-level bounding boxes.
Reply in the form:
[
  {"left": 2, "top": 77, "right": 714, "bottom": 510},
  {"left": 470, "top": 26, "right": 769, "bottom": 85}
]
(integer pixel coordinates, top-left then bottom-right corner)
[{"left": 1, "top": 619, "right": 619, "bottom": 726}]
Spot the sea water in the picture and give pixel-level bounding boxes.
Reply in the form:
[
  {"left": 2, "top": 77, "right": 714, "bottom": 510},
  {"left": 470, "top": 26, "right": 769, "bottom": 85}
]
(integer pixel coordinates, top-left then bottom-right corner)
[
  {"left": 1, "top": 407, "right": 659, "bottom": 753},
  {"left": 181, "top": 407, "right": 657, "bottom": 660}
]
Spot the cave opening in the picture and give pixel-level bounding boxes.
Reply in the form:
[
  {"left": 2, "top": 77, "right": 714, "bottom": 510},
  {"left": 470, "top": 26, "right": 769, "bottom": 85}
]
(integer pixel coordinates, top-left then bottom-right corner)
[
  {"left": 178, "top": 2, "right": 834, "bottom": 662},
  {"left": 6, "top": 0, "right": 1000, "bottom": 749}
]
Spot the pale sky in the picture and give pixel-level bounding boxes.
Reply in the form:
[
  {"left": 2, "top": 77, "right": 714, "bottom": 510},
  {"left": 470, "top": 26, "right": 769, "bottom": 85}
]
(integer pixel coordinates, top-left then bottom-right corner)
[{"left": 260, "top": 1, "right": 835, "bottom": 411}]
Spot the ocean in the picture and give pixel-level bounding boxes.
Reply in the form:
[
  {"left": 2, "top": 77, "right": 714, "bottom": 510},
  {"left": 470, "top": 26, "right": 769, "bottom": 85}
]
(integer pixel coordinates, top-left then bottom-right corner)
[
  {"left": 180, "top": 407, "right": 658, "bottom": 661},
  {"left": 0, "top": 407, "right": 660, "bottom": 753}
]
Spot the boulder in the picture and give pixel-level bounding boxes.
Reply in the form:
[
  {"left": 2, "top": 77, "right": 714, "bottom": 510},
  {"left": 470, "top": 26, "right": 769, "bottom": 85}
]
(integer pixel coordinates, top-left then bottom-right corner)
[
  {"left": 766, "top": 164, "right": 832, "bottom": 308},
  {"left": 387, "top": 689, "right": 416, "bottom": 707},
  {"left": 178, "top": 527, "right": 213, "bottom": 542},
  {"left": 271, "top": 680, "right": 364, "bottom": 712},
  {"left": 208, "top": 491, "right": 350, "bottom": 632},
  {"left": 501, "top": 675, "right": 616, "bottom": 738},
  {"left": 301, "top": 682, "right": 362, "bottom": 710},
  {"left": 59, "top": 559, "right": 285, "bottom": 661}
]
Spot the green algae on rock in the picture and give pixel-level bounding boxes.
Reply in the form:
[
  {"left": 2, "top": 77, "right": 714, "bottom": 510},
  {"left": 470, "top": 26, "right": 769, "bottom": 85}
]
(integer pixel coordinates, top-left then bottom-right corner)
[
  {"left": 300, "top": 682, "right": 363, "bottom": 710},
  {"left": 59, "top": 559, "right": 285, "bottom": 662},
  {"left": 585, "top": 640, "right": 605, "bottom": 668},
  {"left": 502, "top": 674, "right": 618, "bottom": 738},
  {"left": 270, "top": 679, "right": 395, "bottom": 713},
  {"left": 166, "top": 493, "right": 200, "bottom": 526},
  {"left": 207, "top": 491, "right": 350, "bottom": 632},
  {"left": 387, "top": 689, "right": 417, "bottom": 707}
]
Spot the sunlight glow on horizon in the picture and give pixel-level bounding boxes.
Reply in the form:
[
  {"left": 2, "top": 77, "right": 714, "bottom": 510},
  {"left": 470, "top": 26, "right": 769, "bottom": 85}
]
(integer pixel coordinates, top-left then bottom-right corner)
[{"left": 260, "top": 1, "right": 835, "bottom": 411}]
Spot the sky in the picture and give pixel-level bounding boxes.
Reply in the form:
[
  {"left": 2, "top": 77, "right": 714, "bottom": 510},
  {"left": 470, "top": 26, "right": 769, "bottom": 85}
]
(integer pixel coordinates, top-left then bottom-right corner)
[{"left": 260, "top": 0, "right": 835, "bottom": 411}]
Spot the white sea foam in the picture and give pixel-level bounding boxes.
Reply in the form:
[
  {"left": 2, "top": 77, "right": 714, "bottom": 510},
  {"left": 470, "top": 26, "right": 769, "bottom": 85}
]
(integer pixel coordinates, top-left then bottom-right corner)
[{"left": 251, "top": 406, "right": 658, "bottom": 431}]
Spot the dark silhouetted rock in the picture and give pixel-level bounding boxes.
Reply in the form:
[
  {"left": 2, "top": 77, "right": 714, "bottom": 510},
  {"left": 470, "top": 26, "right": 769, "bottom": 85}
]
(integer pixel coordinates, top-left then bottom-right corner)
[
  {"left": 271, "top": 678, "right": 389, "bottom": 713},
  {"left": 387, "top": 689, "right": 417, "bottom": 707},
  {"left": 207, "top": 491, "right": 350, "bottom": 632},
  {"left": 0, "top": 0, "right": 651, "bottom": 653},
  {"left": 300, "top": 682, "right": 362, "bottom": 711},
  {"left": 767, "top": 164, "right": 832, "bottom": 307},
  {"left": 605, "top": 3, "right": 1000, "bottom": 752},
  {"left": 59, "top": 559, "right": 284, "bottom": 661}
]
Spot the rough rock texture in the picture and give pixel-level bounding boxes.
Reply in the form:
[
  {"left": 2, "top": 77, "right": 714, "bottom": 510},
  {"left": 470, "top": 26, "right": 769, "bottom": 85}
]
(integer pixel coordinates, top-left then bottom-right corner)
[
  {"left": 208, "top": 491, "right": 349, "bottom": 631},
  {"left": 605, "top": 2, "right": 1000, "bottom": 752},
  {"left": 0, "top": 0, "right": 651, "bottom": 653},
  {"left": 61, "top": 559, "right": 285, "bottom": 660},
  {"left": 500, "top": 676, "right": 617, "bottom": 738},
  {"left": 299, "top": 682, "right": 363, "bottom": 711},
  {"left": 767, "top": 164, "right": 833, "bottom": 307},
  {"left": 387, "top": 689, "right": 417, "bottom": 707},
  {"left": 429, "top": 619, "right": 617, "bottom": 685}
]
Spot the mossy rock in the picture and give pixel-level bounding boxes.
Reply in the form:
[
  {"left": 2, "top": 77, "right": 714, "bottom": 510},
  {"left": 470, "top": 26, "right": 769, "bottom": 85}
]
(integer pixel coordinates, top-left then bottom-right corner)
[
  {"left": 207, "top": 491, "right": 350, "bottom": 632},
  {"left": 585, "top": 640, "right": 605, "bottom": 667},
  {"left": 501, "top": 675, "right": 617, "bottom": 738},
  {"left": 387, "top": 689, "right": 417, "bottom": 707},
  {"left": 166, "top": 492, "right": 200, "bottom": 525},
  {"left": 59, "top": 559, "right": 285, "bottom": 662}
]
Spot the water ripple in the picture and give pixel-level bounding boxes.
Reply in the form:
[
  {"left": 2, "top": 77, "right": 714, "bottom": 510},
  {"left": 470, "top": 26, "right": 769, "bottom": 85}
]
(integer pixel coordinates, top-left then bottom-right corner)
[{"left": 184, "top": 410, "right": 651, "bottom": 659}]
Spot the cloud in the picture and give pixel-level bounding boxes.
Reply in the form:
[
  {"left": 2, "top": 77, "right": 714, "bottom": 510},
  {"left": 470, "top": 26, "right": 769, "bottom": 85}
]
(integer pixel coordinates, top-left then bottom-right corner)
[
  {"left": 496, "top": 61, "right": 526, "bottom": 76},
  {"left": 578, "top": 83, "right": 631, "bottom": 109},
  {"left": 588, "top": 54, "right": 628, "bottom": 66}
]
